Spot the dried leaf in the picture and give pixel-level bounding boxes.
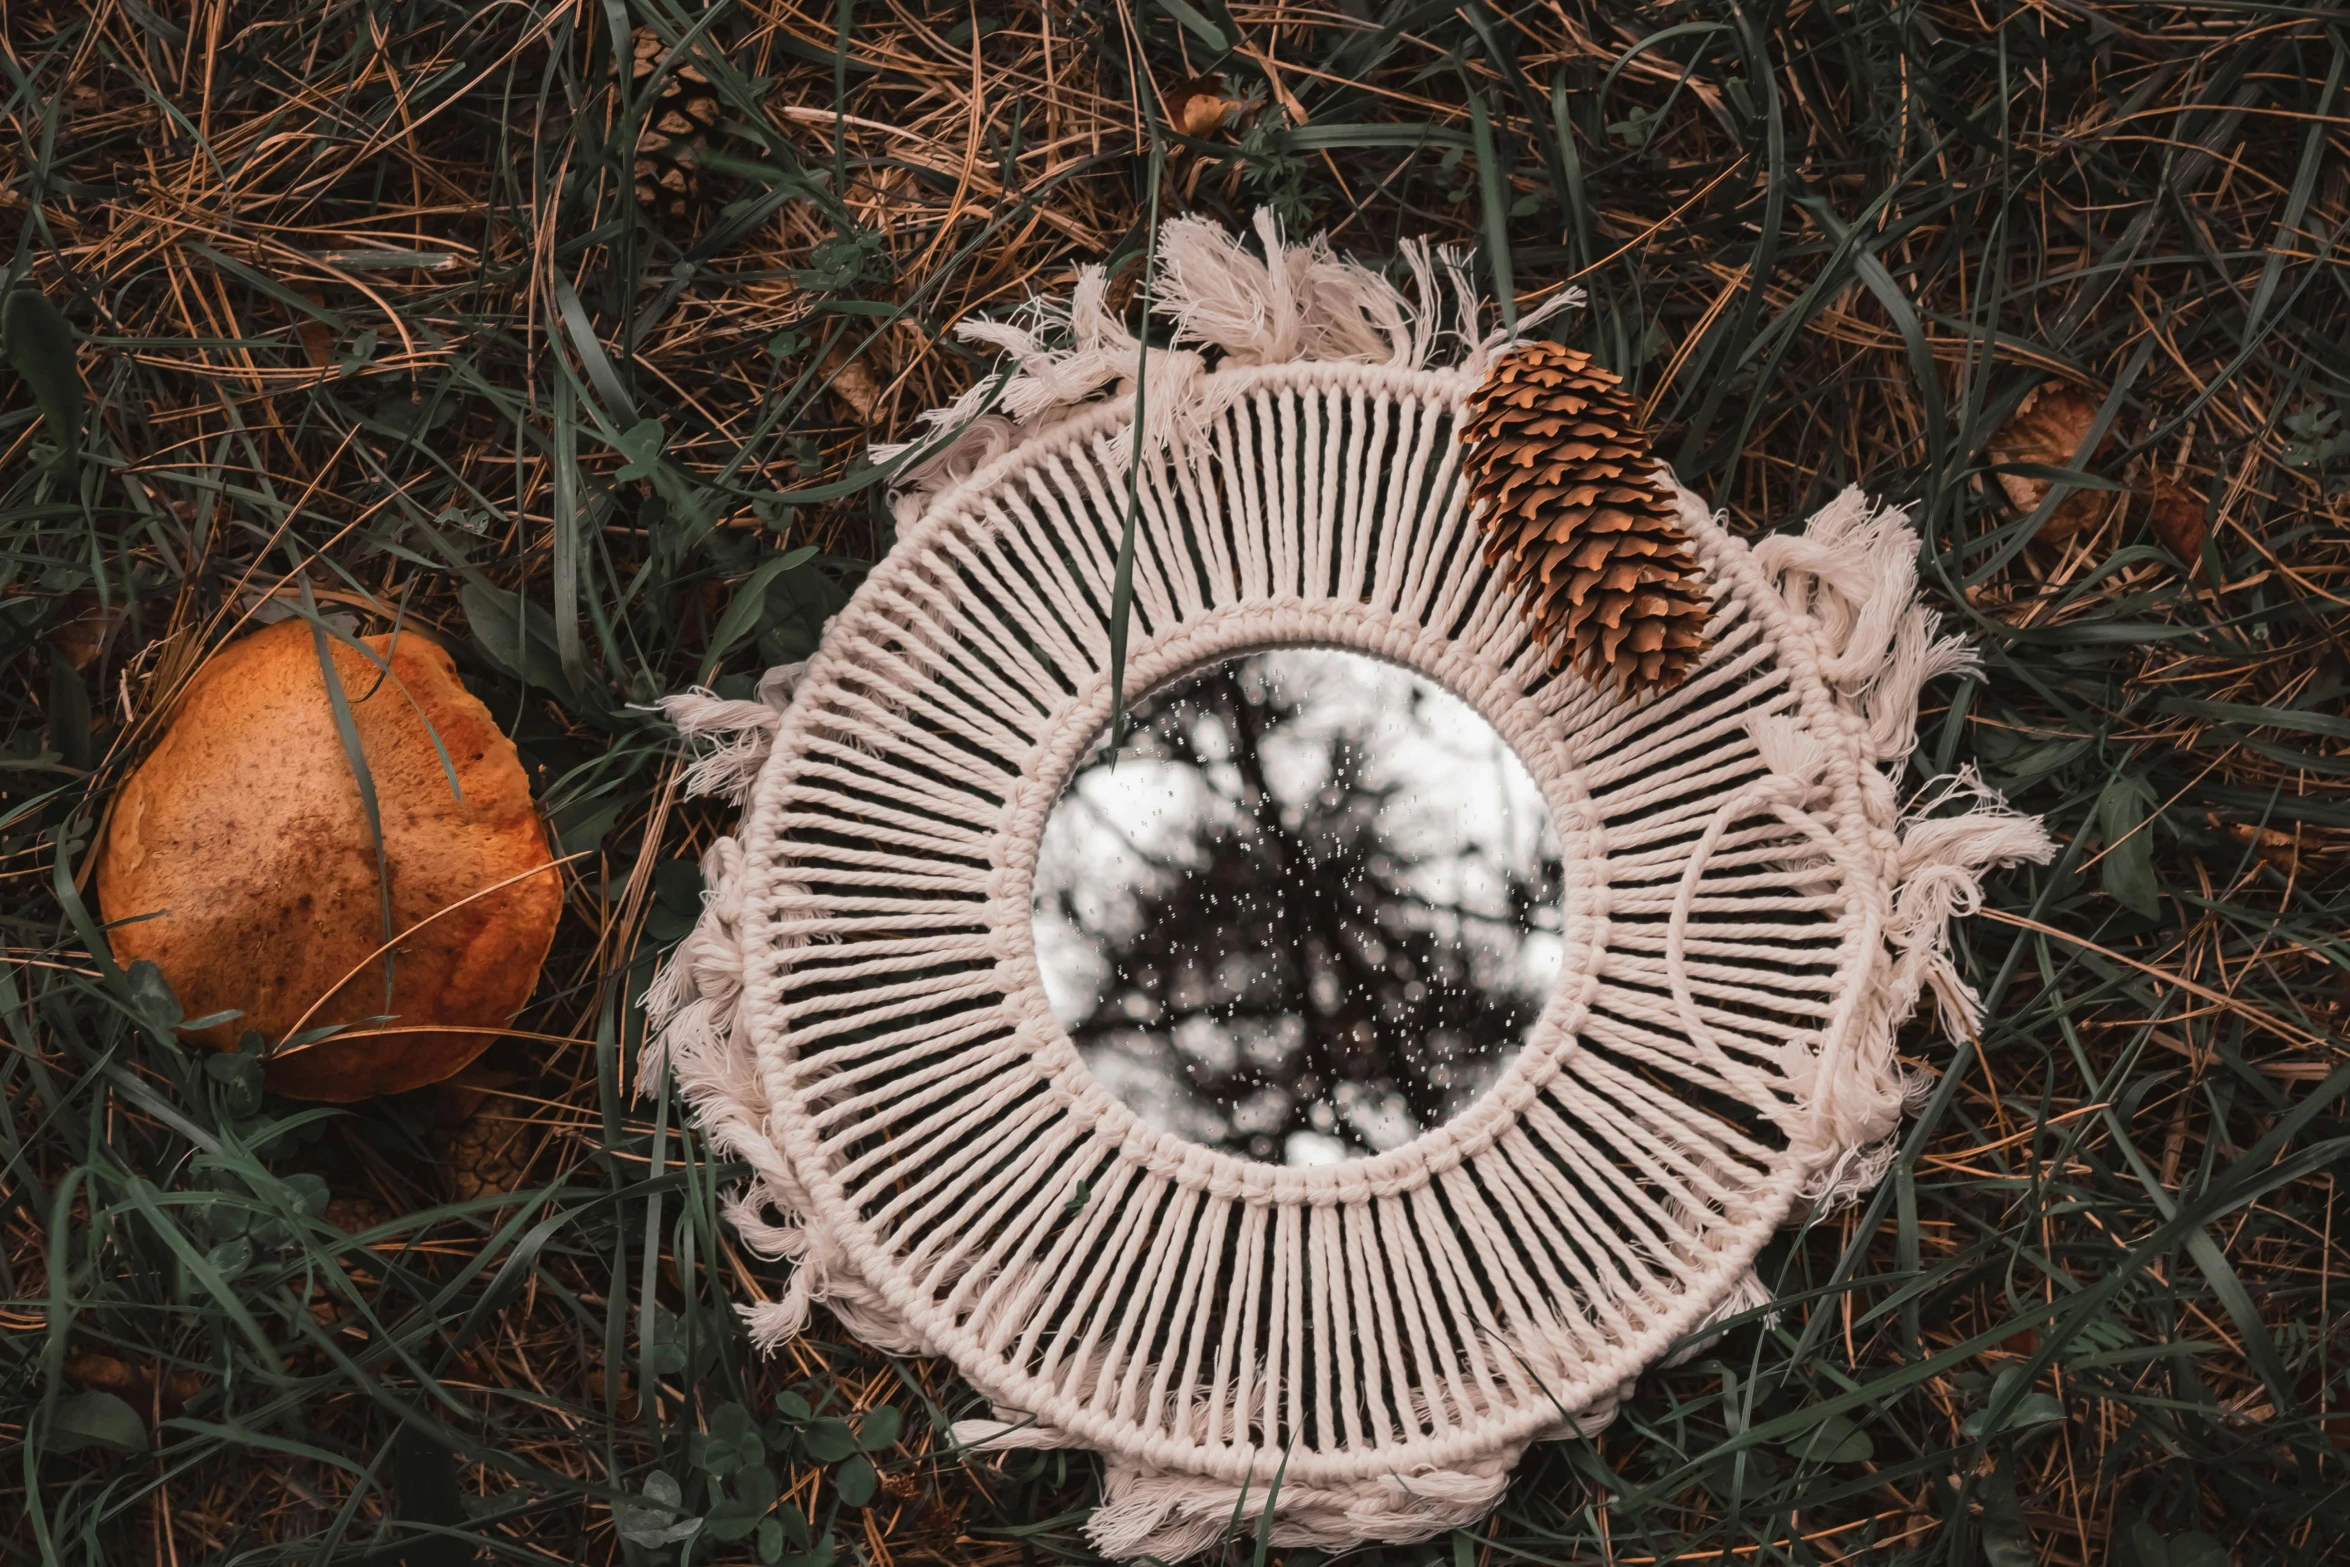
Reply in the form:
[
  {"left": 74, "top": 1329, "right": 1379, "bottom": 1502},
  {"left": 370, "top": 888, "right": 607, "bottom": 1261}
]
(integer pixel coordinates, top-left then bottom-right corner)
[
  {"left": 62, "top": 1351, "right": 207, "bottom": 1414},
  {"left": 823, "top": 351, "right": 880, "bottom": 424},
  {"left": 2146, "top": 471, "right": 2206, "bottom": 562},
  {"left": 1170, "top": 75, "right": 1242, "bottom": 139},
  {"left": 295, "top": 293, "right": 336, "bottom": 368},
  {"left": 2208, "top": 811, "right": 2298, "bottom": 875},
  {"left": 48, "top": 598, "right": 121, "bottom": 671},
  {"left": 1989, "top": 383, "right": 2115, "bottom": 543}
]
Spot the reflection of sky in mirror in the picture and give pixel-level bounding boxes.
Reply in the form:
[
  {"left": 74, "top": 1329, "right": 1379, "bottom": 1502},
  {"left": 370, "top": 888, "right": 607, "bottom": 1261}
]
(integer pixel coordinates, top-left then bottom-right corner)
[{"left": 1032, "top": 649, "right": 1565, "bottom": 1165}]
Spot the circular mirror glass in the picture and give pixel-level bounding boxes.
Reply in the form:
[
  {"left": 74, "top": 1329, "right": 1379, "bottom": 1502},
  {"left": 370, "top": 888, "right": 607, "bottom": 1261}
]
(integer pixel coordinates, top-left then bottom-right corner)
[{"left": 1032, "top": 649, "right": 1565, "bottom": 1165}]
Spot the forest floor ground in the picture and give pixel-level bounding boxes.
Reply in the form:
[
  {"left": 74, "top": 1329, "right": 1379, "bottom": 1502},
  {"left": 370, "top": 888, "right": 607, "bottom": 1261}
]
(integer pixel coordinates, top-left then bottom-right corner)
[{"left": 5, "top": 3, "right": 2350, "bottom": 1564}]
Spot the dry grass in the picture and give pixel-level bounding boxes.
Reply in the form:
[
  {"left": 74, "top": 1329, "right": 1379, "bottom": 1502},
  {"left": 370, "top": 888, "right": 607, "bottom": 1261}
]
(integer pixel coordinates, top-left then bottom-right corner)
[{"left": 4, "top": 2, "right": 2348, "bottom": 1564}]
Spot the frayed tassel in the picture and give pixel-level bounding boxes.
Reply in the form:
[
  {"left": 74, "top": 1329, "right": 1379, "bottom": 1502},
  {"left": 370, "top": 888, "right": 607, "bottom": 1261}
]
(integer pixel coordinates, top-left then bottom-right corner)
[
  {"left": 875, "top": 266, "right": 1168, "bottom": 500},
  {"left": 1786, "top": 763, "right": 2049, "bottom": 1210},
  {"left": 1461, "top": 286, "right": 1587, "bottom": 380},
  {"left": 637, "top": 994, "right": 714, "bottom": 1097},
  {"left": 676, "top": 718, "right": 774, "bottom": 804},
  {"left": 736, "top": 1255, "right": 829, "bottom": 1354},
  {"left": 951, "top": 1416, "right": 1073, "bottom": 1453},
  {"left": 1752, "top": 487, "right": 1978, "bottom": 766},
  {"left": 661, "top": 687, "right": 777, "bottom": 741},
  {"left": 1749, "top": 491, "right": 2055, "bottom": 1210},
  {"left": 875, "top": 210, "right": 1582, "bottom": 525},
  {"left": 636, "top": 673, "right": 782, "bottom": 1098},
  {"left": 637, "top": 835, "right": 750, "bottom": 1096},
  {"left": 639, "top": 945, "right": 695, "bottom": 1037},
  {"left": 1662, "top": 1267, "right": 1779, "bottom": 1366},
  {"left": 1788, "top": 1051, "right": 1911, "bottom": 1206},
  {"left": 1085, "top": 1456, "right": 1510, "bottom": 1561},
  {"left": 1804, "top": 1136, "right": 1904, "bottom": 1212},
  {"left": 1156, "top": 209, "right": 1424, "bottom": 366},
  {"left": 875, "top": 268, "right": 1223, "bottom": 521},
  {"left": 1397, "top": 238, "right": 1442, "bottom": 367},
  {"left": 741, "top": 1289, "right": 811, "bottom": 1352},
  {"left": 1747, "top": 711, "right": 1831, "bottom": 790},
  {"left": 656, "top": 661, "right": 807, "bottom": 805},
  {"left": 1891, "top": 768, "right": 2056, "bottom": 1038},
  {"left": 722, "top": 1186, "right": 808, "bottom": 1261},
  {"left": 728, "top": 1224, "right": 935, "bottom": 1357}
]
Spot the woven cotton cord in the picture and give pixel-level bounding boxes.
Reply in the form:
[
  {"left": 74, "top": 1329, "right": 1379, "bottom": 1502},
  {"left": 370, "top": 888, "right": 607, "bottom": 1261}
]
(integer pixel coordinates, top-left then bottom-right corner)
[
  {"left": 874, "top": 209, "right": 1581, "bottom": 524},
  {"left": 712, "top": 401, "right": 1788, "bottom": 1523},
  {"left": 641, "top": 482, "right": 2047, "bottom": 1554},
  {"left": 644, "top": 488, "right": 2037, "bottom": 1552},
  {"left": 641, "top": 661, "right": 934, "bottom": 1356},
  {"left": 631, "top": 208, "right": 2055, "bottom": 1561},
  {"left": 1713, "top": 488, "right": 2056, "bottom": 1205}
]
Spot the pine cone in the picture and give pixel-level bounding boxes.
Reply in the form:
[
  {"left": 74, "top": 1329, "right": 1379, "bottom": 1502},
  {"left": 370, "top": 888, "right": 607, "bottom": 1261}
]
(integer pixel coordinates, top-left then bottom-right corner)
[
  {"left": 435, "top": 1070, "right": 533, "bottom": 1201},
  {"left": 446, "top": 1108, "right": 534, "bottom": 1202},
  {"left": 630, "top": 28, "right": 721, "bottom": 222},
  {"left": 1460, "top": 342, "right": 1710, "bottom": 694}
]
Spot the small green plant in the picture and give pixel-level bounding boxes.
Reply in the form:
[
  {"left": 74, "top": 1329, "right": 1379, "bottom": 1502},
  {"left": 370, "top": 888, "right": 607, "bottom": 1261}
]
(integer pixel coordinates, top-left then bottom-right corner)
[
  {"left": 2283, "top": 401, "right": 2350, "bottom": 487},
  {"left": 674, "top": 1393, "right": 901, "bottom": 1564}
]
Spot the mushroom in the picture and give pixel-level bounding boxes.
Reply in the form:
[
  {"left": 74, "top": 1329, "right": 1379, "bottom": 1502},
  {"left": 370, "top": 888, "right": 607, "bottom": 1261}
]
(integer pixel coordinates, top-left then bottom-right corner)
[{"left": 98, "top": 618, "right": 562, "bottom": 1100}]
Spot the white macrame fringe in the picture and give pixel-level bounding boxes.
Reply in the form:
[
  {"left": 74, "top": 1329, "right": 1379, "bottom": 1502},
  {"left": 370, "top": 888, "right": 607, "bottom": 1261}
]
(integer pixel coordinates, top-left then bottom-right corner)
[
  {"left": 873, "top": 208, "right": 1578, "bottom": 525},
  {"left": 649, "top": 660, "right": 809, "bottom": 805},
  {"left": 636, "top": 212, "right": 2051, "bottom": 1561},
  {"left": 1089, "top": 1454, "right": 1511, "bottom": 1559},
  {"left": 1746, "top": 487, "right": 2054, "bottom": 1208},
  {"left": 949, "top": 1421, "right": 1518, "bottom": 1557},
  {"left": 1659, "top": 1267, "right": 1779, "bottom": 1370},
  {"left": 641, "top": 657, "right": 933, "bottom": 1359}
]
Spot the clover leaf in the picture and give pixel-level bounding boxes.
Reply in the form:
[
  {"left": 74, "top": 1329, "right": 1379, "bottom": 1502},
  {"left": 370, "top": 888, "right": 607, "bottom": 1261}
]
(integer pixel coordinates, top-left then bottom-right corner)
[
  {"left": 857, "top": 1405, "right": 901, "bottom": 1451},
  {"left": 613, "top": 1472, "right": 701, "bottom": 1548},
  {"left": 698, "top": 1401, "right": 764, "bottom": 1480},
  {"left": 800, "top": 1416, "right": 856, "bottom": 1463},
  {"left": 703, "top": 1462, "right": 777, "bottom": 1541},
  {"left": 45, "top": 1391, "right": 148, "bottom": 1456},
  {"left": 833, "top": 1453, "right": 877, "bottom": 1507}
]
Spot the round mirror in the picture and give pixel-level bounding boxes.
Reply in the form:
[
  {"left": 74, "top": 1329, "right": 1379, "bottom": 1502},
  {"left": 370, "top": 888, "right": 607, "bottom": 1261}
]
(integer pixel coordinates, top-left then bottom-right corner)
[{"left": 1032, "top": 649, "right": 1565, "bottom": 1165}]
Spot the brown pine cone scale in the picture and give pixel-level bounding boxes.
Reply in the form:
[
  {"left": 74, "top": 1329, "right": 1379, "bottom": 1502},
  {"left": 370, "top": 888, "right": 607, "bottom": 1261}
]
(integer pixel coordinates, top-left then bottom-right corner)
[
  {"left": 1460, "top": 342, "right": 1711, "bottom": 693},
  {"left": 631, "top": 28, "right": 722, "bottom": 223}
]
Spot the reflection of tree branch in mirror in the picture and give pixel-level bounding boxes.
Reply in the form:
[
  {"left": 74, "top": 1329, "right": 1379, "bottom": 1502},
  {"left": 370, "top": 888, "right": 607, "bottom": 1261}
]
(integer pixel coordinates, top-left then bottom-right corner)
[{"left": 1032, "top": 650, "right": 1564, "bottom": 1165}]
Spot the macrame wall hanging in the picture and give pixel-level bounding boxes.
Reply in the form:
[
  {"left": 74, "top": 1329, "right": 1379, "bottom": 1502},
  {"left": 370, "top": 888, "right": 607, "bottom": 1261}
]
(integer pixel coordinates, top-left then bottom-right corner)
[{"left": 646, "top": 213, "right": 2051, "bottom": 1560}]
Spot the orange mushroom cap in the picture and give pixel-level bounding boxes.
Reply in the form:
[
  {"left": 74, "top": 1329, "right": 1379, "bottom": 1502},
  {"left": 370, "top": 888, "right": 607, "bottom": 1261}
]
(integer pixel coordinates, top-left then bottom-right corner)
[{"left": 98, "top": 618, "right": 562, "bottom": 1101}]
